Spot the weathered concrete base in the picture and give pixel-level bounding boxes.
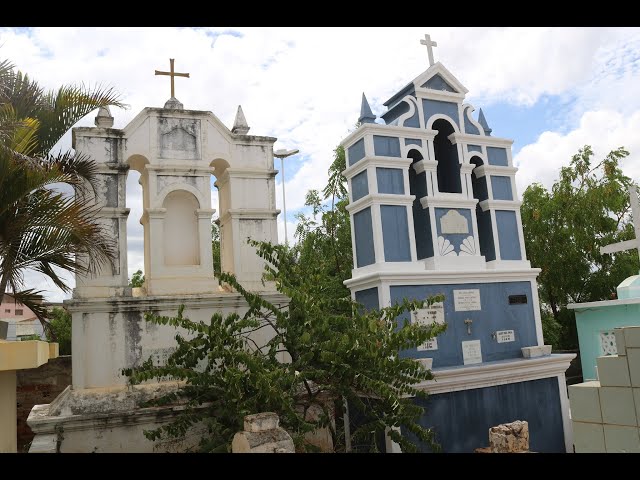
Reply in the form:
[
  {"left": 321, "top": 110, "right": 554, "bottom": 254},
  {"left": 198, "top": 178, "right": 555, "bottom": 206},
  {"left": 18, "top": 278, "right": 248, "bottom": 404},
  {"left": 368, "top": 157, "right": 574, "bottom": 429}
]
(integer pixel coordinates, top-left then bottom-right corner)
[{"left": 27, "top": 381, "right": 205, "bottom": 453}]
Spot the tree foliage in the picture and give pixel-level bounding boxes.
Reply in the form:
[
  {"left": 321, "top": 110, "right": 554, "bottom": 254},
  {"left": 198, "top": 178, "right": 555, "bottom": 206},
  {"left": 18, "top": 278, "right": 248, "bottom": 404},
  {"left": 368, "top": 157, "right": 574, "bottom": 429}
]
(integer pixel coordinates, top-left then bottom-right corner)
[
  {"left": 45, "top": 307, "right": 71, "bottom": 355},
  {"left": 521, "top": 145, "right": 639, "bottom": 348},
  {"left": 128, "top": 269, "right": 145, "bottom": 288},
  {"left": 126, "top": 144, "right": 447, "bottom": 453},
  {"left": 0, "top": 58, "right": 125, "bottom": 325}
]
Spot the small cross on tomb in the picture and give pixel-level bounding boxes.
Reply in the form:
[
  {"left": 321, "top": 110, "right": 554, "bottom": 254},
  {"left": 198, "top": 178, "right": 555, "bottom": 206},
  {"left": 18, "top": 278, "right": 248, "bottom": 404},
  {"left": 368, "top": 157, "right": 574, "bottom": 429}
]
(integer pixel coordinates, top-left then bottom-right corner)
[{"left": 155, "top": 58, "right": 190, "bottom": 99}]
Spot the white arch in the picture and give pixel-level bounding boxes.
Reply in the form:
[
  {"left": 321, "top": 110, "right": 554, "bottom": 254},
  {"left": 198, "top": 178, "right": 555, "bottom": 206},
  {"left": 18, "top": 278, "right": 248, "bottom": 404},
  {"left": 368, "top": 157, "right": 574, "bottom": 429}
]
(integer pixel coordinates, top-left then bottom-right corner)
[
  {"left": 426, "top": 114, "right": 461, "bottom": 133},
  {"left": 397, "top": 96, "right": 419, "bottom": 128},
  {"left": 156, "top": 184, "right": 205, "bottom": 210},
  {"left": 401, "top": 143, "right": 428, "bottom": 161}
]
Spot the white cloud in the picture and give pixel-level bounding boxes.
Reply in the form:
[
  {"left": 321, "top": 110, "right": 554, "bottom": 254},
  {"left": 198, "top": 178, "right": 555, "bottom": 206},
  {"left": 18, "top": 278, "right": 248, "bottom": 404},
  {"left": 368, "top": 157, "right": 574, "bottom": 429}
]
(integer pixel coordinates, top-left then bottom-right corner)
[
  {"left": 515, "top": 109, "right": 640, "bottom": 197},
  {"left": 2, "top": 27, "right": 640, "bottom": 301}
]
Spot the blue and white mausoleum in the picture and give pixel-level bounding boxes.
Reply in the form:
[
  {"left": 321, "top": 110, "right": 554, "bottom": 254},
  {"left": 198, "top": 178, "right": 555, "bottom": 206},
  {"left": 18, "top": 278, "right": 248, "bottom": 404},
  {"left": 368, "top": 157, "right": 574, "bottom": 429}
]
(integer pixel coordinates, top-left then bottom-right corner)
[{"left": 340, "top": 34, "right": 575, "bottom": 453}]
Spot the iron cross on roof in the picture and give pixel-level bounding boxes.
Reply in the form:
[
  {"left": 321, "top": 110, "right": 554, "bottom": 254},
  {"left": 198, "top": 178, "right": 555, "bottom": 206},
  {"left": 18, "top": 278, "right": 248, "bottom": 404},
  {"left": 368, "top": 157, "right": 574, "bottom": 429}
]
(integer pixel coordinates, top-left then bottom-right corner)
[
  {"left": 420, "top": 34, "right": 438, "bottom": 67},
  {"left": 155, "top": 58, "right": 190, "bottom": 99},
  {"left": 600, "top": 185, "right": 640, "bottom": 263}
]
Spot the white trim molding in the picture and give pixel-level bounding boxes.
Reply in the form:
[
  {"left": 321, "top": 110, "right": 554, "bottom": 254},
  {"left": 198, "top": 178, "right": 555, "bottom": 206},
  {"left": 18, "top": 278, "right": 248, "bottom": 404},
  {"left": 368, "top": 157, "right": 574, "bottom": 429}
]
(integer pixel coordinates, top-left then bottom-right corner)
[
  {"left": 479, "top": 199, "right": 522, "bottom": 212},
  {"left": 474, "top": 165, "right": 518, "bottom": 179},
  {"left": 448, "top": 132, "right": 514, "bottom": 148}
]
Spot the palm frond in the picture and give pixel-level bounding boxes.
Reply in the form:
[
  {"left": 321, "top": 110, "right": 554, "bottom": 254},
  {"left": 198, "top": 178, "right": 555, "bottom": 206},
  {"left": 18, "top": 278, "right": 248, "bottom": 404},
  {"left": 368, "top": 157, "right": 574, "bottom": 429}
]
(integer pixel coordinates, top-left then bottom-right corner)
[{"left": 36, "top": 83, "right": 127, "bottom": 155}]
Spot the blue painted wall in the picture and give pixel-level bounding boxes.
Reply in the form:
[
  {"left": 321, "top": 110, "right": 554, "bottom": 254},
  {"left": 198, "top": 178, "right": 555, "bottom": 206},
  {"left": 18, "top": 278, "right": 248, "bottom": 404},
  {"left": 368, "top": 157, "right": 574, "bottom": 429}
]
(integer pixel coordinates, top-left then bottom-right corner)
[
  {"left": 355, "top": 287, "right": 380, "bottom": 311},
  {"left": 351, "top": 170, "right": 368, "bottom": 202},
  {"left": 422, "top": 74, "right": 456, "bottom": 92},
  {"left": 402, "top": 103, "right": 420, "bottom": 128},
  {"left": 434, "top": 208, "right": 474, "bottom": 254},
  {"left": 463, "top": 107, "right": 481, "bottom": 135},
  {"left": 384, "top": 83, "right": 416, "bottom": 109},
  {"left": 405, "top": 138, "right": 423, "bottom": 147},
  {"left": 353, "top": 207, "right": 375, "bottom": 267},
  {"left": 491, "top": 176, "right": 513, "bottom": 201},
  {"left": 373, "top": 135, "right": 402, "bottom": 157},
  {"left": 468, "top": 144, "right": 482, "bottom": 153},
  {"left": 348, "top": 138, "right": 366, "bottom": 166},
  {"left": 496, "top": 210, "right": 522, "bottom": 260},
  {"left": 390, "top": 281, "right": 537, "bottom": 368},
  {"left": 376, "top": 168, "right": 404, "bottom": 194},
  {"left": 422, "top": 99, "right": 460, "bottom": 128},
  {"left": 574, "top": 302, "right": 640, "bottom": 380},
  {"left": 487, "top": 147, "right": 509, "bottom": 166},
  {"left": 409, "top": 168, "right": 434, "bottom": 259},
  {"left": 381, "top": 205, "right": 412, "bottom": 262},
  {"left": 381, "top": 101, "right": 411, "bottom": 127},
  {"left": 476, "top": 208, "right": 496, "bottom": 261},
  {"left": 410, "top": 377, "right": 565, "bottom": 452}
]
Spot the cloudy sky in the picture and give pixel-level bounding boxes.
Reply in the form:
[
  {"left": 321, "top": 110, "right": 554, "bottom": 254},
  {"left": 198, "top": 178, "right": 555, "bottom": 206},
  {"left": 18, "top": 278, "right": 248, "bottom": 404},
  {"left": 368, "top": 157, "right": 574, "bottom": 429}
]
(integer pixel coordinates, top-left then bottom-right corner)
[{"left": 3, "top": 26, "right": 640, "bottom": 302}]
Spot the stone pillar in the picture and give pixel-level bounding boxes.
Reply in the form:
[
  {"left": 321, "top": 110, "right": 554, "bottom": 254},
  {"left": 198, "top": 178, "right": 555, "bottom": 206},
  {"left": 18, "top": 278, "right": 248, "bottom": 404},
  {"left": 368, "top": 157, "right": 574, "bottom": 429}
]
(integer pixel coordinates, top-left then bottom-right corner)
[
  {"left": 231, "top": 412, "right": 294, "bottom": 453},
  {"left": 216, "top": 168, "right": 279, "bottom": 291},
  {"left": 72, "top": 109, "right": 130, "bottom": 299}
]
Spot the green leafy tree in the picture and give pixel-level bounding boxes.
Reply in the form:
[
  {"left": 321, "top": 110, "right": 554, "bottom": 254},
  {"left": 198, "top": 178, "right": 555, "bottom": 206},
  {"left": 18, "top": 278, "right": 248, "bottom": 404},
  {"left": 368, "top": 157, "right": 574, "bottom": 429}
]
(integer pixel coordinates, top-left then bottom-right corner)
[
  {"left": 125, "top": 268, "right": 445, "bottom": 453},
  {"left": 0, "top": 58, "right": 125, "bottom": 324},
  {"left": 125, "top": 145, "right": 447, "bottom": 453},
  {"left": 521, "top": 145, "right": 640, "bottom": 348},
  {"left": 211, "top": 222, "right": 221, "bottom": 275},
  {"left": 128, "top": 269, "right": 145, "bottom": 288},
  {"left": 45, "top": 307, "right": 71, "bottom": 355}
]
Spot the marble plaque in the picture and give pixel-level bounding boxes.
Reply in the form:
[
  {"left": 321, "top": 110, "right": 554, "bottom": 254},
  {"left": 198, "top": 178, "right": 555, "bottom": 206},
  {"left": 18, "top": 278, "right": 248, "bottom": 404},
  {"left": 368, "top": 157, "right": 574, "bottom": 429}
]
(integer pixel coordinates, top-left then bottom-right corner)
[
  {"left": 496, "top": 329, "right": 515, "bottom": 343},
  {"left": 440, "top": 209, "right": 469, "bottom": 234},
  {"left": 454, "top": 289, "right": 481, "bottom": 311},
  {"left": 417, "top": 338, "right": 438, "bottom": 352},
  {"left": 413, "top": 302, "right": 445, "bottom": 325},
  {"left": 462, "top": 339, "right": 482, "bottom": 365},
  {"left": 16, "top": 324, "right": 35, "bottom": 337}
]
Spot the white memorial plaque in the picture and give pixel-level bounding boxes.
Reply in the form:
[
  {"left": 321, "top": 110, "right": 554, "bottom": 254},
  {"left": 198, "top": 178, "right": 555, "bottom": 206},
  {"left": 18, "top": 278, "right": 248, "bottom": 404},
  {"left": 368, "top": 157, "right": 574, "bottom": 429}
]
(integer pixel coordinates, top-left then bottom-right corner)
[
  {"left": 496, "top": 330, "right": 515, "bottom": 343},
  {"left": 454, "top": 289, "right": 481, "bottom": 311},
  {"left": 413, "top": 302, "right": 445, "bottom": 325},
  {"left": 417, "top": 338, "right": 438, "bottom": 352},
  {"left": 462, "top": 339, "right": 482, "bottom": 365},
  {"left": 440, "top": 210, "right": 469, "bottom": 234},
  {"left": 16, "top": 324, "right": 35, "bottom": 337}
]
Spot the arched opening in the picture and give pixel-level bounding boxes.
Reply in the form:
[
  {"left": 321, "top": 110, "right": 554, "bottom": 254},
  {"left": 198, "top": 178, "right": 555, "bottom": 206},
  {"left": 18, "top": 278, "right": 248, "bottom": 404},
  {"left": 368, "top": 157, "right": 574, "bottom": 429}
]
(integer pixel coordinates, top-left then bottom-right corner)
[
  {"left": 433, "top": 119, "right": 461, "bottom": 194},
  {"left": 125, "top": 154, "right": 150, "bottom": 285},
  {"left": 125, "top": 169, "right": 145, "bottom": 284},
  {"left": 470, "top": 156, "right": 495, "bottom": 261},
  {"left": 408, "top": 149, "right": 433, "bottom": 259},
  {"left": 210, "top": 158, "right": 230, "bottom": 275},
  {"left": 163, "top": 190, "right": 201, "bottom": 266}
]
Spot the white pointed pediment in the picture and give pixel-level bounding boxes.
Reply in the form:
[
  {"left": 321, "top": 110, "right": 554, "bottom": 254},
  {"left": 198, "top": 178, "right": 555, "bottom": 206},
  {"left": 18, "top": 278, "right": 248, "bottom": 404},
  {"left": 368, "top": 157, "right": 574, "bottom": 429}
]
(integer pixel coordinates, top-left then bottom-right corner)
[{"left": 413, "top": 63, "right": 468, "bottom": 103}]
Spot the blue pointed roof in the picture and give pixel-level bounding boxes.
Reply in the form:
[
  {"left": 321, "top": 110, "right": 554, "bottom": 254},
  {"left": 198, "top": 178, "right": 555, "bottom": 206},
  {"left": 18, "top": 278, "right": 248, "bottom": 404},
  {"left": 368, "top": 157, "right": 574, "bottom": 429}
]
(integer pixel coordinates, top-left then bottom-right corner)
[
  {"left": 478, "top": 108, "right": 492, "bottom": 136},
  {"left": 358, "top": 93, "right": 376, "bottom": 124}
]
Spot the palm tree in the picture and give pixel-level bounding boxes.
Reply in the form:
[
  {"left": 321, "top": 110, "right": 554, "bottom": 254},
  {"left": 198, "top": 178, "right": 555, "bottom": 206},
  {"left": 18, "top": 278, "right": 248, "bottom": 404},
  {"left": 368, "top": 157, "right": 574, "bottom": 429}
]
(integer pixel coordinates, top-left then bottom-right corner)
[{"left": 0, "top": 58, "right": 126, "bottom": 324}]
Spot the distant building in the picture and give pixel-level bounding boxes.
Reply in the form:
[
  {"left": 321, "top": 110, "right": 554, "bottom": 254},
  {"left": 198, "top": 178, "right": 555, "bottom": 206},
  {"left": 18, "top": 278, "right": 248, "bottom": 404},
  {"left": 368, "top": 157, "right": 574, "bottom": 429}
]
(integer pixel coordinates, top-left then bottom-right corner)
[{"left": 0, "top": 293, "right": 44, "bottom": 341}]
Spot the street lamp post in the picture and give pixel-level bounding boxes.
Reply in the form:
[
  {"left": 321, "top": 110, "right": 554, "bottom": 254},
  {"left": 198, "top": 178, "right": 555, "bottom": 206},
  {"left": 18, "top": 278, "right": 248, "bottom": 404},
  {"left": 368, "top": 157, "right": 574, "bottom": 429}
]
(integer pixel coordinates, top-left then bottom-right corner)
[{"left": 273, "top": 148, "right": 299, "bottom": 245}]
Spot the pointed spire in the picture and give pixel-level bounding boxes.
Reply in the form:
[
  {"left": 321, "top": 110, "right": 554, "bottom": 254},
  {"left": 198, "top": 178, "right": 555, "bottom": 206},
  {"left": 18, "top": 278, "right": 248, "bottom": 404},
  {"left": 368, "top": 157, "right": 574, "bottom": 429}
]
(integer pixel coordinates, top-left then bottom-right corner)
[
  {"left": 94, "top": 106, "right": 114, "bottom": 128},
  {"left": 232, "top": 105, "right": 250, "bottom": 134},
  {"left": 478, "top": 108, "right": 492, "bottom": 136},
  {"left": 358, "top": 93, "right": 376, "bottom": 124}
]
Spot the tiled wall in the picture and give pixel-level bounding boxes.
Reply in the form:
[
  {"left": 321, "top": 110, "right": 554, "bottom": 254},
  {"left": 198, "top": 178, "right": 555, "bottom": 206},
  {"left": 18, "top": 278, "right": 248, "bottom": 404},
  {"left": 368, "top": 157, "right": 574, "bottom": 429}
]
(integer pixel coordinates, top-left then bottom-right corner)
[{"left": 569, "top": 327, "right": 640, "bottom": 453}]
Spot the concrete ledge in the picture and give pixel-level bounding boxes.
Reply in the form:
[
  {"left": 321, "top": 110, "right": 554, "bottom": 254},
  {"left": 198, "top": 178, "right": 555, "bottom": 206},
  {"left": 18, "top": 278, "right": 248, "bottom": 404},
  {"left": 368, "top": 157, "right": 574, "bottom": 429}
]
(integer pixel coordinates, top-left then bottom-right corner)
[{"left": 415, "top": 354, "right": 575, "bottom": 395}]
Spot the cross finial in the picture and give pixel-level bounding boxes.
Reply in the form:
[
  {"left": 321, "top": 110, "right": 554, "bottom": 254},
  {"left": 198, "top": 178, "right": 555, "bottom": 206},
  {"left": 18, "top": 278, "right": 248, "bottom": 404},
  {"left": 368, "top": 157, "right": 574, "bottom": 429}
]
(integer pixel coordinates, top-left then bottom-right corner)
[
  {"left": 155, "top": 58, "right": 190, "bottom": 99},
  {"left": 420, "top": 34, "right": 438, "bottom": 67},
  {"left": 600, "top": 185, "right": 640, "bottom": 263}
]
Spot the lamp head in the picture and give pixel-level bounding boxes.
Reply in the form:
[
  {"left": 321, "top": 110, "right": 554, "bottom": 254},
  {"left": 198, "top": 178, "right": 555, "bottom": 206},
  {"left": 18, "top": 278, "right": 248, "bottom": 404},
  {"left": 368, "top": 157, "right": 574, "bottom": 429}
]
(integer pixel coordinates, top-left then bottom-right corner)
[{"left": 274, "top": 148, "right": 299, "bottom": 158}]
